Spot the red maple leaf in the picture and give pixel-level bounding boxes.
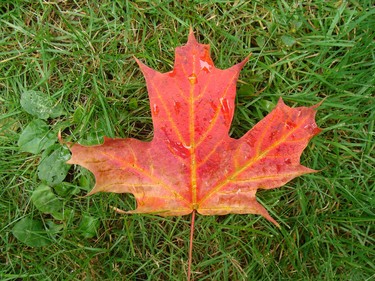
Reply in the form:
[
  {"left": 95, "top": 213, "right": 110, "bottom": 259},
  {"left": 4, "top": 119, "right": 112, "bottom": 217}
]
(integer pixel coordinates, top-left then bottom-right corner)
[{"left": 67, "top": 31, "right": 320, "bottom": 227}]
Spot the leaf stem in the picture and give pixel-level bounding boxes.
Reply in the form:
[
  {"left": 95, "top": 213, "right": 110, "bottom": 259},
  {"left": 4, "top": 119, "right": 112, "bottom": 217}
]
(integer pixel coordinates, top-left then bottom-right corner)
[{"left": 187, "top": 209, "right": 196, "bottom": 281}]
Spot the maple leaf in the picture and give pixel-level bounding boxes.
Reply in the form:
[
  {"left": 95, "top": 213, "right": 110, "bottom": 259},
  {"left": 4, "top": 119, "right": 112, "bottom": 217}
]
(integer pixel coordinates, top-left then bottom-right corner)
[{"left": 66, "top": 31, "right": 320, "bottom": 227}]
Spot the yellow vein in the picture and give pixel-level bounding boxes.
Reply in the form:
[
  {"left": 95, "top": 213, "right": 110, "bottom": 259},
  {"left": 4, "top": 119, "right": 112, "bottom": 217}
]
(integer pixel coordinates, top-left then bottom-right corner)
[
  {"left": 197, "top": 139, "right": 224, "bottom": 168},
  {"left": 195, "top": 74, "right": 210, "bottom": 100},
  {"left": 253, "top": 112, "right": 277, "bottom": 157},
  {"left": 149, "top": 79, "right": 186, "bottom": 145},
  {"left": 101, "top": 148, "right": 190, "bottom": 207},
  {"left": 198, "top": 113, "right": 312, "bottom": 205},
  {"left": 196, "top": 72, "right": 239, "bottom": 147},
  {"left": 184, "top": 53, "right": 198, "bottom": 206},
  {"left": 232, "top": 171, "right": 308, "bottom": 184},
  {"left": 171, "top": 75, "right": 189, "bottom": 103}
]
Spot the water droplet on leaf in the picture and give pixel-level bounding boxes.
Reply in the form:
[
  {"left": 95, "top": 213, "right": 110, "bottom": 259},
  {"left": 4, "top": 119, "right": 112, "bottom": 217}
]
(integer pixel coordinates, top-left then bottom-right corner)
[
  {"left": 199, "top": 59, "right": 212, "bottom": 73},
  {"left": 285, "top": 121, "right": 296, "bottom": 129},
  {"left": 269, "top": 131, "right": 277, "bottom": 140},
  {"left": 174, "top": 101, "right": 181, "bottom": 114},
  {"left": 220, "top": 98, "right": 231, "bottom": 126},
  {"left": 246, "top": 137, "right": 256, "bottom": 148},
  {"left": 152, "top": 104, "right": 159, "bottom": 116},
  {"left": 166, "top": 139, "right": 190, "bottom": 158}
]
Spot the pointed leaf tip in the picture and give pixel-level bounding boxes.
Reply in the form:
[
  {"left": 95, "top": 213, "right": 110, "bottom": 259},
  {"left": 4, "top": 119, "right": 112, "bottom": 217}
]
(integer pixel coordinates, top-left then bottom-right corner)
[
  {"left": 312, "top": 98, "right": 325, "bottom": 110},
  {"left": 187, "top": 29, "right": 198, "bottom": 45},
  {"left": 189, "top": 26, "right": 193, "bottom": 35}
]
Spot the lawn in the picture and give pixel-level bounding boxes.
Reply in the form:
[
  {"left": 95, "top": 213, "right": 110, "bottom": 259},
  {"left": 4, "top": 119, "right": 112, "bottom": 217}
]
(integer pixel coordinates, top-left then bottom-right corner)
[{"left": 1, "top": 1, "right": 374, "bottom": 280}]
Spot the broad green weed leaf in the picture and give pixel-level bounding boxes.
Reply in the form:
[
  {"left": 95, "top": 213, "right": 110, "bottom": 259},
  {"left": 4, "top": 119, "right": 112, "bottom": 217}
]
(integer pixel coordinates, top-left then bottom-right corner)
[
  {"left": 12, "top": 217, "right": 51, "bottom": 247},
  {"left": 258, "top": 100, "right": 276, "bottom": 112},
  {"left": 46, "top": 220, "right": 64, "bottom": 236},
  {"left": 38, "top": 145, "right": 71, "bottom": 186},
  {"left": 31, "top": 184, "right": 64, "bottom": 219},
  {"left": 78, "top": 215, "right": 100, "bottom": 238},
  {"left": 291, "top": 20, "right": 303, "bottom": 32},
  {"left": 255, "top": 35, "right": 266, "bottom": 47},
  {"left": 281, "top": 34, "right": 296, "bottom": 47},
  {"left": 20, "top": 90, "right": 65, "bottom": 119},
  {"left": 54, "top": 182, "right": 81, "bottom": 197},
  {"left": 128, "top": 97, "right": 139, "bottom": 110},
  {"left": 18, "top": 119, "right": 56, "bottom": 154},
  {"left": 237, "top": 84, "right": 255, "bottom": 97},
  {"left": 78, "top": 168, "right": 95, "bottom": 191}
]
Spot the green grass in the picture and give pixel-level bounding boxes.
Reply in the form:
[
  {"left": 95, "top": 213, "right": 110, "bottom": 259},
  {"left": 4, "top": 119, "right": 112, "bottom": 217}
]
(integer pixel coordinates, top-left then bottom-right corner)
[{"left": 1, "top": 0, "right": 374, "bottom": 280}]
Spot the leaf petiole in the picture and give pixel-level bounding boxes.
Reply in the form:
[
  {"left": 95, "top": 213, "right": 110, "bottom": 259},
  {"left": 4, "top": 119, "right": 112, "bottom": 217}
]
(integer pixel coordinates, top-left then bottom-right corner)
[{"left": 187, "top": 209, "right": 196, "bottom": 281}]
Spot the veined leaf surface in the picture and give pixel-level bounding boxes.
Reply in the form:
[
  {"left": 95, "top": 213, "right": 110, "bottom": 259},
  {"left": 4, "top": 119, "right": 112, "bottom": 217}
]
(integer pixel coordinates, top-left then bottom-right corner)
[{"left": 67, "top": 31, "right": 320, "bottom": 226}]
